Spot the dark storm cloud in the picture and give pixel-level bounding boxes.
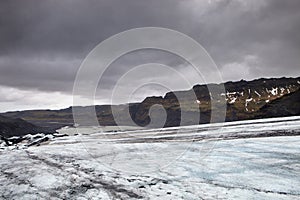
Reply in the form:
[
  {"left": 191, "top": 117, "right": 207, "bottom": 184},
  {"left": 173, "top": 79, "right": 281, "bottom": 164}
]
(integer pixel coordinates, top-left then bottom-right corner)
[
  {"left": 0, "top": 0, "right": 299, "bottom": 110},
  {"left": 0, "top": 0, "right": 186, "bottom": 55},
  {"left": 197, "top": 0, "right": 300, "bottom": 78},
  {"left": 0, "top": 0, "right": 191, "bottom": 94}
]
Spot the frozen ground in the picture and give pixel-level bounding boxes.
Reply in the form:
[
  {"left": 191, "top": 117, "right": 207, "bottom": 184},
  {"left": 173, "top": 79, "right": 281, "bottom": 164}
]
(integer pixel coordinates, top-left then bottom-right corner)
[{"left": 0, "top": 116, "right": 300, "bottom": 199}]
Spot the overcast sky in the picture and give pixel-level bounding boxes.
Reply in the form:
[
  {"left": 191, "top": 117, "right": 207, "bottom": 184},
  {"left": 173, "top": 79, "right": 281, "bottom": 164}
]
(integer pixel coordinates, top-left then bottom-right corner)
[{"left": 0, "top": 0, "right": 300, "bottom": 112}]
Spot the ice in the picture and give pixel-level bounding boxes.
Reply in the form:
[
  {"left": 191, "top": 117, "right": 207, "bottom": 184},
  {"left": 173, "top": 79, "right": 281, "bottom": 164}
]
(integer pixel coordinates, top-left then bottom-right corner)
[
  {"left": 0, "top": 116, "right": 300, "bottom": 199},
  {"left": 30, "top": 172, "right": 64, "bottom": 189}
]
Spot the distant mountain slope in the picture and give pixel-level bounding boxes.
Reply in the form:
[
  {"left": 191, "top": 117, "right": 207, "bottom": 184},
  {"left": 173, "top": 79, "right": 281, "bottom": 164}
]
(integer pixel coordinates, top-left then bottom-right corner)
[
  {"left": 128, "top": 77, "right": 300, "bottom": 126},
  {"left": 2, "top": 77, "right": 300, "bottom": 129},
  {"left": 256, "top": 89, "right": 300, "bottom": 118},
  {"left": 0, "top": 115, "right": 55, "bottom": 138},
  {"left": 2, "top": 108, "right": 74, "bottom": 129}
]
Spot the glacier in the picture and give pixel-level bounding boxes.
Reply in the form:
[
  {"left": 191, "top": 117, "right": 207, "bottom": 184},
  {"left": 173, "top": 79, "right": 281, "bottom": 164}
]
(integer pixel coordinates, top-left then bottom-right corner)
[{"left": 0, "top": 116, "right": 300, "bottom": 199}]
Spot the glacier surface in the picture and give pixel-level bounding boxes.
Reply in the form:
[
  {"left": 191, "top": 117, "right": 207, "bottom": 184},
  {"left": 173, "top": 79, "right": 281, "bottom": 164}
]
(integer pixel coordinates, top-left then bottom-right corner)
[{"left": 0, "top": 116, "right": 300, "bottom": 199}]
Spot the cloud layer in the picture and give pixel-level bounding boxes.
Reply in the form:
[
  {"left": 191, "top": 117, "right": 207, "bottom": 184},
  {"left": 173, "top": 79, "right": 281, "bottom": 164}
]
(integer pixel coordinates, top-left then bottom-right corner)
[{"left": 0, "top": 0, "right": 299, "bottom": 111}]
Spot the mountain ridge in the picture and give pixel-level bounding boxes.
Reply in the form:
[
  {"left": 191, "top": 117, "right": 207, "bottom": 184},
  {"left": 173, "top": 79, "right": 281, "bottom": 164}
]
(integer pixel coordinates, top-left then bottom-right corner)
[
  {"left": 0, "top": 114, "right": 56, "bottom": 138},
  {"left": 1, "top": 77, "right": 300, "bottom": 133}
]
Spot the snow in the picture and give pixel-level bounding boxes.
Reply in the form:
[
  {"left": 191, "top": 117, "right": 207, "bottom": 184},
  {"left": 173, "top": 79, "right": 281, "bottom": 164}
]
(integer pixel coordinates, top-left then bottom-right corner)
[
  {"left": 266, "top": 87, "right": 279, "bottom": 96},
  {"left": 254, "top": 90, "right": 261, "bottom": 97},
  {"left": 245, "top": 98, "right": 253, "bottom": 111},
  {"left": 229, "top": 97, "right": 237, "bottom": 104},
  {"left": 0, "top": 116, "right": 300, "bottom": 199},
  {"left": 226, "top": 91, "right": 237, "bottom": 95},
  {"left": 270, "top": 87, "right": 278, "bottom": 95}
]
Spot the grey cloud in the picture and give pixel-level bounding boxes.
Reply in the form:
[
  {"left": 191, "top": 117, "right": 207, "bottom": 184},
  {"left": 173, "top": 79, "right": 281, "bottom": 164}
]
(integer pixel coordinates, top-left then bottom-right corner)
[
  {"left": 194, "top": 0, "right": 300, "bottom": 78},
  {"left": 0, "top": 0, "right": 299, "bottom": 111}
]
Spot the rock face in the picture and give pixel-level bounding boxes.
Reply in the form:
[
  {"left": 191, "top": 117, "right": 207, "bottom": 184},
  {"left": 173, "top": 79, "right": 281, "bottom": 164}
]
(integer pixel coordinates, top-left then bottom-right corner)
[
  {"left": 221, "top": 77, "right": 300, "bottom": 118},
  {"left": 127, "top": 77, "right": 300, "bottom": 127},
  {"left": 1, "top": 77, "right": 300, "bottom": 129},
  {"left": 256, "top": 89, "right": 300, "bottom": 118},
  {"left": 0, "top": 115, "right": 55, "bottom": 138}
]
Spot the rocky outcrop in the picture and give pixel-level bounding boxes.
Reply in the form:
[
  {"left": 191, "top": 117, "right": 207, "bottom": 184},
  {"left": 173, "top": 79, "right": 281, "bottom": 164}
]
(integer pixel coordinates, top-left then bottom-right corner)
[
  {"left": 0, "top": 115, "right": 56, "bottom": 138},
  {"left": 127, "top": 77, "right": 300, "bottom": 126},
  {"left": 255, "top": 89, "right": 300, "bottom": 118}
]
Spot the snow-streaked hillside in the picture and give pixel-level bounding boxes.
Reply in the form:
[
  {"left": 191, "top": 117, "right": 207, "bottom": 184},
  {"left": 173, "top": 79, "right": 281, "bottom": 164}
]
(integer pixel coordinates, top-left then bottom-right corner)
[
  {"left": 0, "top": 116, "right": 300, "bottom": 199},
  {"left": 220, "top": 82, "right": 300, "bottom": 112}
]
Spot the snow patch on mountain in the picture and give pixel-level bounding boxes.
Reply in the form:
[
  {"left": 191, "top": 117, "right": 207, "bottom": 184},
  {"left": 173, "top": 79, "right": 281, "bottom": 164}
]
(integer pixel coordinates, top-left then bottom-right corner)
[
  {"left": 229, "top": 97, "right": 237, "bottom": 104},
  {"left": 270, "top": 87, "right": 278, "bottom": 95},
  {"left": 254, "top": 90, "right": 261, "bottom": 97},
  {"left": 245, "top": 98, "right": 253, "bottom": 111}
]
